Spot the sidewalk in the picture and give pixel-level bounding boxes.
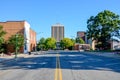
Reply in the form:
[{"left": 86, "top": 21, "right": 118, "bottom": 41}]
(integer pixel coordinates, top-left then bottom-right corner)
[{"left": 0, "top": 53, "right": 31, "bottom": 63}]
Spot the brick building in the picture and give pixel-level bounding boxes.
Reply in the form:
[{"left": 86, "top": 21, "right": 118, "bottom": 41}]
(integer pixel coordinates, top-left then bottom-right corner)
[
  {"left": 73, "top": 43, "right": 90, "bottom": 51},
  {"left": 30, "top": 28, "right": 36, "bottom": 51},
  {"left": 77, "top": 31, "right": 89, "bottom": 44},
  {"left": 0, "top": 21, "right": 36, "bottom": 53},
  {"left": 77, "top": 31, "right": 86, "bottom": 41},
  {"left": 77, "top": 31, "right": 95, "bottom": 50}
]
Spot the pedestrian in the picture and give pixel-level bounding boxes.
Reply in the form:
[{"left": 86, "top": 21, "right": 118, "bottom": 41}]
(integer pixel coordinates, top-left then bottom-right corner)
[{"left": 28, "top": 51, "right": 31, "bottom": 55}]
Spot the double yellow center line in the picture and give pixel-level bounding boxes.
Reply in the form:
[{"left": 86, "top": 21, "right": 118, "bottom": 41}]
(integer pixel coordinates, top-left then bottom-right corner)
[{"left": 54, "top": 53, "right": 63, "bottom": 80}]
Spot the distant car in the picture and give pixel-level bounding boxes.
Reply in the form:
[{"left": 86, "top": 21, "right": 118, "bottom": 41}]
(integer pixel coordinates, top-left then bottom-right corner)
[
  {"left": 114, "top": 49, "right": 120, "bottom": 55},
  {"left": 79, "top": 49, "right": 84, "bottom": 52}
]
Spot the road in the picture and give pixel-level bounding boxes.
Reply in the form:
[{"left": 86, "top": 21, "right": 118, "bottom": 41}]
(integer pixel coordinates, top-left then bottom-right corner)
[{"left": 0, "top": 51, "right": 120, "bottom": 80}]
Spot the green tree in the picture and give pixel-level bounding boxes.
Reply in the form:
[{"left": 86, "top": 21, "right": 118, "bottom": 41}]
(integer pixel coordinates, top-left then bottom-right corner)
[
  {"left": 76, "top": 37, "right": 85, "bottom": 44},
  {"left": 8, "top": 34, "right": 24, "bottom": 57},
  {"left": 37, "top": 37, "right": 46, "bottom": 50},
  {"left": 60, "top": 38, "right": 74, "bottom": 49},
  {"left": 70, "top": 38, "right": 76, "bottom": 50},
  {"left": 87, "top": 10, "right": 120, "bottom": 50},
  {"left": 0, "top": 25, "right": 6, "bottom": 53},
  {"left": 45, "top": 37, "right": 56, "bottom": 50},
  {"left": 71, "top": 38, "right": 76, "bottom": 44}
]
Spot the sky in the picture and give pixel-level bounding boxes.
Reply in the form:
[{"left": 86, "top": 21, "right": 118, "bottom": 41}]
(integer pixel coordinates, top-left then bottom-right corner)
[{"left": 0, "top": 0, "right": 120, "bottom": 40}]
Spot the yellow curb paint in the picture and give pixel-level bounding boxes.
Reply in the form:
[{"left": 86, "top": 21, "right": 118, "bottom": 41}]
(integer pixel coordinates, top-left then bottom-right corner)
[{"left": 54, "top": 53, "right": 62, "bottom": 80}]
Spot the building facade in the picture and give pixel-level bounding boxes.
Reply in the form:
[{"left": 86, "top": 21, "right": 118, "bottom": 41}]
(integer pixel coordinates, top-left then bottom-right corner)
[
  {"left": 77, "top": 31, "right": 90, "bottom": 44},
  {"left": 51, "top": 23, "right": 64, "bottom": 42},
  {"left": 74, "top": 43, "right": 90, "bottom": 51},
  {"left": 77, "top": 31, "right": 86, "bottom": 42},
  {"left": 76, "top": 31, "right": 96, "bottom": 50},
  {"left": 0, "top": 21, "right": 36, "bottom": 53},
  {"left": 110, "top": 39, "right": 120, "bottom": 50},
  {"left": 30, "top": 28, "right": 36, "bottom": 51}
]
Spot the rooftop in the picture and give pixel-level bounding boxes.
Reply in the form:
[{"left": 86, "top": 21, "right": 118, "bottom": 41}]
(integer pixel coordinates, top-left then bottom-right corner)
[
  {"left": 0, "top": 20, "right": 26, "bottom": 23},
  {"left": 52, "top": 23, "right": 64, "bottom": 27}
]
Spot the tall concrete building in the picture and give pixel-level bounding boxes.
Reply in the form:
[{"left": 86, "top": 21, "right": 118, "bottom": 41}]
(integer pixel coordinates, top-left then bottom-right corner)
[
  {"left": 51, "top": 23, "right": 64, "bottom": 42},
  {"left": 0, "top": 21, "right": 36, "bottom": 53}
]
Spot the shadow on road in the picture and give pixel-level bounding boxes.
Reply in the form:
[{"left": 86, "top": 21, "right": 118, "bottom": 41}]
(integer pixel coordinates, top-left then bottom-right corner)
[
  {"left": 60, "top": 52, "right": 120, "bottom": 73},
  {"left": 0, "top": 51, "right": 120, "bottom": 73}
]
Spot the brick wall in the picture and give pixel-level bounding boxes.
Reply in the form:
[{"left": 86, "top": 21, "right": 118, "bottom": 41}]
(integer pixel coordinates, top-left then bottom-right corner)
[
  {"left": 0, "top": 21, "right": 36, "bottom": 53},
  {"left": 0, "top": 21, "right": 24, "bottom": 41},
  {"left": 0, "top": 21, "right": 25, "bottom": 53},
  {"left": 30, "top": 28, "right": 36, "bottom": 51}
]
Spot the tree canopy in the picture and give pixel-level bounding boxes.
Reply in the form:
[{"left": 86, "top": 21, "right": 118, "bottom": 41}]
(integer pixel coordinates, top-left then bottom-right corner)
[
  {"left": 76, "top": 37, "right": 85, "bottom": 44},
  {"left": 8, "top": 34, "right": 24, "bottom": 52},
  {"left": 45, "top": 37, "right": 56, "bottom": 50},
  {"left": 0, "top": 25, "right": 6, "bottom": 53},
  {"left": 60, "top": 38, "right": 74, "bottom": 49},
  {"left": 37, "top": 37, "right": 46, "bottom": 50},
  {"left": 87, "top": 10, "right": 120, "bottom": 50}
]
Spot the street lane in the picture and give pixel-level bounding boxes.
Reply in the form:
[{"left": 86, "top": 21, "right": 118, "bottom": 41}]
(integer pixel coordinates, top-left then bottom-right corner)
[
  {"left": 0, "top": 51, "right": 120, "bottom": 80},
  {"left": 0, "top": 53, "right": 56, "bottom": 80},
  {"left": 59, "top": 51, "right": 120, "bottom": 80}
]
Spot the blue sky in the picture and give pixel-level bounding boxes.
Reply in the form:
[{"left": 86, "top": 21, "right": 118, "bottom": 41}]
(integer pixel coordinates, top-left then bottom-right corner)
[{"left": 0, "top": 0, "right": 120, "bottom": 40}]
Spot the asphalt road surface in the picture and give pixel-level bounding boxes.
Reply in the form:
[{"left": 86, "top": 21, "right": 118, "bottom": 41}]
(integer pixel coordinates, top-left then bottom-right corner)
[{"left": 0, "top": 51, "right": 120, "bottom": 80}]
